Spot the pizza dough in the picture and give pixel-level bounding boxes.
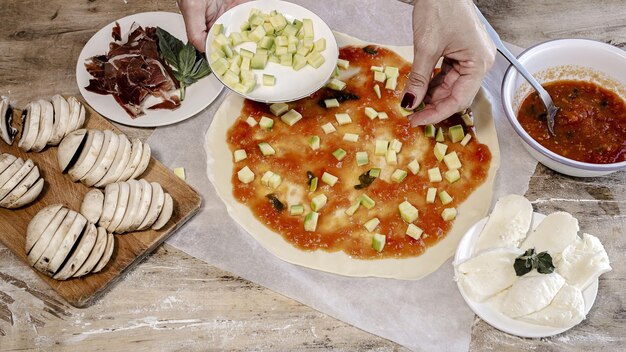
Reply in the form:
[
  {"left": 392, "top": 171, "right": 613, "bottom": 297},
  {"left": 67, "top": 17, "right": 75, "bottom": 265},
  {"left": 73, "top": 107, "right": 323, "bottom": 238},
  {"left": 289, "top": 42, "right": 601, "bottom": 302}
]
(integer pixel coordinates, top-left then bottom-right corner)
[{"left": 205, "top": 32, "right": 500, "bottom": 279}]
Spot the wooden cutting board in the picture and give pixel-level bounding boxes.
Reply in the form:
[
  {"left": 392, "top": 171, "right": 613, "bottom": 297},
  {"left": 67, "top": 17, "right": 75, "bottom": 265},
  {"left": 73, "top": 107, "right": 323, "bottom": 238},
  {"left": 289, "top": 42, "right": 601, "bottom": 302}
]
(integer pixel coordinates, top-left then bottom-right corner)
[{"left": 0, "top": 100, "right": 202, "bottom": 307}]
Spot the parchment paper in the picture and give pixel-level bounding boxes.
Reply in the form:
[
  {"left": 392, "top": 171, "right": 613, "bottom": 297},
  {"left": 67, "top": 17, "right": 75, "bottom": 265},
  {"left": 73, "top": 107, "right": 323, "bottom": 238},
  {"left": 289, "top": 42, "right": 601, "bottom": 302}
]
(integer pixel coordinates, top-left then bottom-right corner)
[{"left": 147, "top": 1, "right": 537, "bottom": 350}]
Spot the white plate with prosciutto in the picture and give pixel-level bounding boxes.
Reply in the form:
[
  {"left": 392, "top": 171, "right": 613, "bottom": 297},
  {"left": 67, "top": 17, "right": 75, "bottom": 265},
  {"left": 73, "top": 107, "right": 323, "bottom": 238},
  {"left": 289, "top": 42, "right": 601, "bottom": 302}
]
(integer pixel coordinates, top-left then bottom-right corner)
[{"left": 76, "top": 12, "right": 223, "bottom": 128}]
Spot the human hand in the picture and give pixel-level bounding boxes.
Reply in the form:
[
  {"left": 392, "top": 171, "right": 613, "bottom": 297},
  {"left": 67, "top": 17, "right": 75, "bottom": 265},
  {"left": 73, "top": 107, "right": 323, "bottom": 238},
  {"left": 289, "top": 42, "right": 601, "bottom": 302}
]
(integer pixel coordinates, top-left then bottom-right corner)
[
  {"left": 178, "top": 0, "right": 248, "bottom": 52},
  {"left": 401, "top": 0, "right": 496, "bottom": 126}
]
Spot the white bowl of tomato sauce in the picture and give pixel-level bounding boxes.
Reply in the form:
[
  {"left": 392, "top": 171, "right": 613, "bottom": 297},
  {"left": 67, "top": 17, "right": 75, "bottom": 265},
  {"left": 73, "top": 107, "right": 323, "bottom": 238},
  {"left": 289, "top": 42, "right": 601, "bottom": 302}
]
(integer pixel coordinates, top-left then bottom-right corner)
[{"left": 501, "top": 39, "right": 626, "bottom": 177}]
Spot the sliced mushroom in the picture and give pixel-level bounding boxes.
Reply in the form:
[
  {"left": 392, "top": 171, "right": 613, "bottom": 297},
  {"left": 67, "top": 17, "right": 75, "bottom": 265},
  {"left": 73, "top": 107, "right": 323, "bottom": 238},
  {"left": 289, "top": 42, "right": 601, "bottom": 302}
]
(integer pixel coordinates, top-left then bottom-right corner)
[
  {"left": 53, "top": 222, "right": 97, "bottom": 280},
  {"left": 82, "top": 130, "right": 119, "bottom": 187},
  {"left": 0, "top": 159, "right": 34, "bottom": 202},
  {"left": 92, "top": 232, "right": 114, "bottom": 273},
  {"left": 99, "top": 183, "right": 120, "bottom": 229},
  {"left": 95, "top": 134, "right": 131, "bottom": 188},
  {"left": 0, "top": 153, "right": 17, "bottom": 174},
  {"left": 66, "top": 96, "right": 84, "bottom": 134},
  {"left": 33, "top": 210, "right": 77, "bottom": 273},
  {"left": 0, "top": 164, "right": 39, "bottom": 208},
  {"left": 115, "top": 179, "right": 141, "bottom": 233},
  {"left": 152, "top": 193, "right": 173, "bottom": 230},
  {"left": 17, "top": 101, "right": 41, "bottom": 152},
  {"left": 25, "top": 204, "right": 63, "bottom": 253},
  {"left": 46, "top": 212, "right": 88, "bottom": 275},
  {"left": 49, "top": 95, "right": 70, "bottom": 145},
  {"left": 80, "top": 189, "right": 104, "bottom": 223},
  {"left": 27, "top": 207, "right": 69, "bottom": 265},
  {"left": 107, "top": 181, "right": 130, "bottom": 232},
  {"left": 73, "top": 226, "right": 107, "bottom": 278},
  {"left": 130, "top": 143, "right": 151, "bottom": 180},
  {"left": 57, "top": 129, "right": 87, "bottom": 173},
  {"left": 137, "top": 181, "right": 165, "bottom": 231},
  {"left": 8, "top": 177, "right": 44, "bottom": 209},
  {"left": 68, "top": 130, "right": 104, "bottom": 182},
  {"left": 131, "top": 179, "right": 152, "bottom": 231},
  {"left": 31, "top": 99, "right": 54, "bottom": 152},
  {"left": 0, "top": 97, "right": 17, "bottom": 145},
  {"left": 116, "top": 139, "right": 143, "bottom": 182},
  {"left": 0, "top": 157, "right": 24, "bottom": 189}
]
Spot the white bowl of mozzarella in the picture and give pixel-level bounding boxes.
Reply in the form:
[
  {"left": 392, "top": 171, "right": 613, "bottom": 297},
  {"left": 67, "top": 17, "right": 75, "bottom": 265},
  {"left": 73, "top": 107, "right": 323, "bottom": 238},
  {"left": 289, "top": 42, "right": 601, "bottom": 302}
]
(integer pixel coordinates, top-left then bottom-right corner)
[{"left": 453, "top": 194, "right": 612, "bottom": 338}]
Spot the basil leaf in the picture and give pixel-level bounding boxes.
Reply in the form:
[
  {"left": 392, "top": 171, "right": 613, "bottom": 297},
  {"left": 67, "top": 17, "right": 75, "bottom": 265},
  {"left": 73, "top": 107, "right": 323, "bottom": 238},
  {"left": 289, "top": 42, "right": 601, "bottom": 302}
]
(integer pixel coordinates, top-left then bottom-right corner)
[
  {"left": 156, "top": 27, "right": 184, "bottom": 68},
  {"left": 178, "top": 42, "right": 197, "bottom": 76},
  {"left": 363, "top": 46, "right": 378, "bottom": 55},
  {"left": 536, "top": 252, "right": 555, "bottom": 274},
  {"left": 191, "top": 59, "right": 211, "bottom": 80},
  {"left": 514, "top": 257, "right": 533, "bottom": 277},
  {"left": 266, "top": 193, "right": 285, "bottom": 212}
]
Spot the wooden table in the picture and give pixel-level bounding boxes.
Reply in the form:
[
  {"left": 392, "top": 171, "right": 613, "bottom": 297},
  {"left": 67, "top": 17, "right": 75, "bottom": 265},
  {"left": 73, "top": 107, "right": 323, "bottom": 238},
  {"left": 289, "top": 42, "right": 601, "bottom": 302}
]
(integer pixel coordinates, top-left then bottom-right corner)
[{"left": 1, "top": 0, "right": 624, "bottom": 350}]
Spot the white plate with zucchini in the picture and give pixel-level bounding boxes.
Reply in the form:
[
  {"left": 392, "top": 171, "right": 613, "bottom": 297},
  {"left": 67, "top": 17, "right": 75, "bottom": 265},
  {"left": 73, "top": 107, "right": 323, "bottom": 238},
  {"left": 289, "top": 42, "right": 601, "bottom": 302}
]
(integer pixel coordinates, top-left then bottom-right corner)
[{"left": 205, "top": 0, "right": 339, "bottom": 103}]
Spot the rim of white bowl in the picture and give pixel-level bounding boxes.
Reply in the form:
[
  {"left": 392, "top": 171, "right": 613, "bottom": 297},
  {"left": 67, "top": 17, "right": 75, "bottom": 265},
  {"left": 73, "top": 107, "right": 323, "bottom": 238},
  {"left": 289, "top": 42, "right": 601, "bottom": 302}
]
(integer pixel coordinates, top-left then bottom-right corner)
[{"left": 501, "top": 38, "right": 626, "bottom": 172}]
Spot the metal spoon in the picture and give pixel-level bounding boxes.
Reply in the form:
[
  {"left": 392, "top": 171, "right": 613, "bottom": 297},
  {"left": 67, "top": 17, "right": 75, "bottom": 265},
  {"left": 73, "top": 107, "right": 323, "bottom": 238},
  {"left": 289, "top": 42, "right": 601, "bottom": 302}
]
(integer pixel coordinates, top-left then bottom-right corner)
[{"left": 474, "top": 5, "right": 559, "bottom": 135}]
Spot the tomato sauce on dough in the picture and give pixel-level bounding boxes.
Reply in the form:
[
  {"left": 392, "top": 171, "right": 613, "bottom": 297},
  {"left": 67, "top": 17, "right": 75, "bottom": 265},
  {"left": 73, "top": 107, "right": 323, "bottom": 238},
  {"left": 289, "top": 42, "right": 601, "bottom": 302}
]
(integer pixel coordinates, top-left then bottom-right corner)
[{"left": 227, "top": 45, "right": 492, "bottom": 258}]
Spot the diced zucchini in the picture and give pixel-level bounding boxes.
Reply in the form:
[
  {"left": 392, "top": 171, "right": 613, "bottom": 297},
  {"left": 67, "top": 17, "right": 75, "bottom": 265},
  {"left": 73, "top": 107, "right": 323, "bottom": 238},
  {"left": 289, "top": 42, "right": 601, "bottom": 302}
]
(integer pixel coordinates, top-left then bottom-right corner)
[
  {"left": 364, "top": 107, "right": 378, "bottom": 119},
  {"left": 281, "top": 109, "right": 303, "bottom": 126},
  {"left": 378, "top": 112, "right": 388, "bottom": 120},
  {"left": 173, "top": 167, "right": 186, "bottom": 180},
  {"left": 263, "top": 74, "right": 276, "bottom": 86},
  {"left": 212, "top": 23, "right": 224, "bottom": 35},
  {"left": 296, "top": 45, "right": 311, "bottom": 57},
  {"left": 460, "top": 134, "right": 472, "bottom": 147},
  {"left": 261, "top": 171, "right": 274, "bottom": 186},
  {"left": 287, "top": 43, "right": 297, "bottom": 54},
  {"left": 211, "top": 57, "right": 229, "bottom": 76},
  {"left": 439, "top": 190, "right": 453, "bottom": 205},
  {"left": 391, "top": 169, "right": 408, "bottom": 183},
  {"left": 250, "top": 53, "right": 268, "bottom": 69},
  {"left": 262, "top": 23, "right": 275, "bottom": 35},
  {"left": 408, "top": 160, "right": 420, "bottom": 175},
  {"left": 240, "top": 69, "right": 255, "bottom": 83},
  {"left": 311, "top": 194, "right": 328, "bottom": 211},
  {"left": 374, "top": 71, "right": 386, "bottom": 82},
  {"left": 374, "top": 140, "right": 388, "bottom": 156},
  {"left": 327, "top": 79, "right": 347, "bottom": 91},
  {"left": 240, "top": 48, "right": 254, "bottom": 58},
  {"left": 426, "top": 187, "right": 437, "bottom": 203},
  {"left": 343, "top": 133, "right": 359, "bottom": 142},
  {"left": 428, "top": 167, "right": 442, "bottom": 182},
  {"left": 269, "top": 13, "right": 287, "bottom": 31},
  {"left": 240, "top": 21, "right": 251, "bottom": 31},
  {"left": 373, "top": 84, "right": 382, "bottom": 99},
  {"left": 445, "top": 169, "right": 461, "bottom": 183},
  {"left": 449, "top": 125, "right": 465, "bottom": 143},
  {"left": 270, "top": 102, "right": 289, "bottom": 116},
  {"left": 398, "top": 201, "right": 419, "bottom": 223},
  {"left": 246, "top": 116, "right": 258, "bottom": 127},
  {"left": 315, "top": 38, "right": 327, "bottom": 52},
  {"left": 424, "top": 124, "right": 436, "bottom": 138},
  {"left": 443, "top": 151, "right": 462, "bottom": 170},
  {"left": 389, "top": 139, "right": 402, "bottom": 153},
  {"left": 434, "top": 143, "right": 448, "bottom": 161},
  {"left": 363, "top": 218, "right": 380, "bottom": 232},
  {"left": 385, "top": 76, "right": 398, "bottom": 90},
  {"left": 237, "top": 166, "right": 255, "bottom": 184},
  {"left": 324, "top": 99, "right": 340, "bottom": 108},
  {"left": 248, "top": 25, "right": 266, "bottom": 42},
  {"left": 292, "top": 54, "right": 307, "bottom": 70},
  {"left": 304, "top": 212, "right": 319, "bottom": 232},
  {"left": 360, "top": 194, "right": 376, "bottom": 209},
  {"left": 369, "top": 168, "right": 381, "bottom": 178},
  {"left": 337, "top": 58, "right": 349, "bottom": 69},
  {"left": 370, "top": 65, "right": 384, "bottom": 72},
  {"left": 321, "top": 172, "right": 338, "bottom": 186},
  {"left": 321, "top": 122, "right": 336, "bottom": 134},
  {"left": 441, "top": 208, "right": 457, "bottom": 221},
  {"left": 397, "top": 104, "right": 413, "bottom": 117},
  {"left": 275, "top": 46, "right": 288, "bottom": 56},
  {"left": 385, "top": 149, "right": 397, "bottom": 165},
  {"left": 280, "top": 53, "right": 293, "bottom": 66},
  {"left": 229, "top": 59, "right": 241, "bottom": 75},
  {"left": 270, "top": 55, "right": 280, "bottom": 64},
  {"left": 287, "top": 34, "right": 299, "bottom": 46},
  {"left": 435, "top": 127, "right": 445, "bottom": 142},
  {"left": 214, "top": 33, "right": 230, "bottom": 46},
  {"left": 222, "top": 69, "right": 240, "bottom": 86},
  {"left": 290, "top": 204, "right": 304, "bottom": 216},
  {"left": 258, "top": 36, "right": 274, "bottom": 50},
  {"left": 335, "top": 113, "right": 352, "bottom": 125},
  {"left": 345, "top": 200, "right": 360, "bottom": 216},
  {"left": 234, "top": 149, "right": 247, "bottom": 162},
  {"left": 309, "top": 177, "right": 318, "bottom": 192},
  {"left": 356, "top": 151, "right": 369, "bottom": 166},
  {"left": 384, "top": 66, "right": 399, "bottom": 78},
  {"left": 268, "top": 173, "right": 282, "bottom": 189},
  {"left": 209, "top": 51, "right": 224, "bottom": 62},
  {"left": 275, "top": 35, "right": 289, "bottom": 47},
  {"left": 372, "top": 233, "right": 386, "bottom": 252},
  {"left": 259, "top": 116, "right": 274, "bottom": 130},
  {"left": 258, "top": 142, "right": 275, "bottom": 156},
  {"left": 406, "top": 223, "right": 424, "bottom": 240},
  {"left": 461, "top": 112, "right": 474, "bottom": 127},
  {"left": 302, "top": 18, "right": 314, "bottom": 39},
  {"left": 249, "top": 14, "right": 265, "bottom": 27},
  {"left": 306, "top": 51, "right": 325, "bottom": 68},
  {"left": 332, "top": 148, "right": 347, "bottom": 161},
  {"left": 309, "top": 135, "right": 320, "bottom": 150}
]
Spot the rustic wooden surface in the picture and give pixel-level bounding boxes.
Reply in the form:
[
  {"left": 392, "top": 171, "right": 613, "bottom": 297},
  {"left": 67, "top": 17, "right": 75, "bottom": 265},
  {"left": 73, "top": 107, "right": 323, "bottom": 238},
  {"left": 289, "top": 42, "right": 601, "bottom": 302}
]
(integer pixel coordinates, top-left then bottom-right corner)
[{"left": 1, "top": 0, "right": 624, "bottom": 350}]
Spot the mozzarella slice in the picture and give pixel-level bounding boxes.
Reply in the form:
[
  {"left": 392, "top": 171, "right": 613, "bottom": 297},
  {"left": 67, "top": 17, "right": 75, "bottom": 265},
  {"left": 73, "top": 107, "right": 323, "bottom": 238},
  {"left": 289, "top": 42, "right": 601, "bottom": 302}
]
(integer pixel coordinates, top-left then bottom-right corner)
[
  {"left": 18, "top": 101, "right": 41, "bottom": 152},
  {"left": 152, "top": 192, "right": 173, "bottom": 230},
  {"left": 115, "top": 179, "right": 142, "bottom": 233},
  {"left": 557, "top": 233, "right": 612, "bottom": 290},
  {"left": 92, "top": 232, "right": 115, "bottom": 273},
  {"left": 49, "top": 95, "right": 70, "bottom": 145},
  {"left": 27, "top": 207, "right": 69, "bottom": 265},
  {"left": 131, "top": 179, "right": 152, "bottom": 231},
  {"left": 130, "top": 143, "right": 151, "bottom": 179},
  {"left": 33, "top": 210, "right": 77, "bottom": 273},
  {"left": 53, "top": 223, "right": 97, "bottom": 280},
  {"left": 519, "top": 283, "right": 585, "bottom": 327},
  {"left": 0, "top": 165, "right": 39, "bottom": 208},
  {"left": 501, "top": 271, "right": 566, "bottom": 318},
  {"left": 25, "top": 204, "right": 62, "bottom": 253},
  {"left": 73, "top": 226, "right": 108, "bottom": 278},
  {"left": 475, "top": 194, "right": 533, "bottom": 252},
  {"left": 0, "top": 153, "right": 17, "bottom": 174},
  {"left": 82, "top": 130, "right": 119, "bottom": 187},
  {"left": 116, "top": 139, "right": 143, "bottom": 182},
  {"left": 95, "top": 134, "right": 131, "bottom": 188},
  {"left": 99, "top": 183, "right": 120, "bottom": 229},
  {"left": 80, "top": 189, "right": 104, "bottom": 223},
  {"left": 0, "top": 158, "right": 24, "bottom": 192},
  {"left": 137, "top": 182, "right": 165, "bottom": 230},
  {"left": 57, "top": 129, "right": 87, "bottom": 173},
  {"left": 0, "top": 159, "right": 33, "bottom": 201},
  {"left": 31, "top": 99, "right": 54, "bottom": 152},
  {"left": 520, "top": 212, "right": 579, "bottom": 255},
  {"left": 9, "top": 177, "right": 44, "bottom": 209},
  {"left": 69, "top": 130, "right": 104, "bottom": 181},
  {"left": 107, "top": 181, "right": 130, "bottom": 232},
  {"left": 456, "top": 247, "right": 524, "bottom": 302}
]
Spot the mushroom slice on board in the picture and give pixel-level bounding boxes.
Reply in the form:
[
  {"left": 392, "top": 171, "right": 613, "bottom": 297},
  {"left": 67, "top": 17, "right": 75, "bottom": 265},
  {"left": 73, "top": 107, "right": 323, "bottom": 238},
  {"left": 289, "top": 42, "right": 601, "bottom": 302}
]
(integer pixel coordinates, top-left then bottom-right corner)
[
  {"left": 53, "top": 222, "right": 97, "bottom": 280},
  {"left": 82, "top": 130, "right": 119, "bottom": 187},
  {"left": 49, "top": 95, "right": 70, "bottom": 145},
  {"left": 66, "top": 97, "right": 85, "bottom": 134},
  {"left": 33, "top": 210, "right": 78, "bottom": 273},
  {"left": 99, "top": 183, "right": 120, "bottom": 229},
  {"left": 0, "top": 97, "right": 17, "bottom": 145},
  {"left": 57, "top": 129, "right": 87, "bottom": 173},
  {"left": 95, "top": 134, "right": 131, "bottom": 188},
  {"left": 116, "top": 139, "right": 143, "bottom": 182},
  {"left": 18, "top": 101, "right": 41, "bottom": 152},
  {"left": 115, "top": 179, "right": 141, "bottom": 233},
  {"left": 31, "top": 99, "right": 54, "bottom": 152},
  {"left": 152, "top": 193, "right": 173, "bottom": 230},
  {"left": 68, "top": 129, "right": 104, "bottom": 182},
  {"left": 0, "top": 159, "right": 34, "bottom": 201},
  {"left": 46, "top": 212, "right": 88, "bottom": 275},
  {"left": 0, "top": 153, "right": 17, "bottom": 174},
  {"left": 80, "top": 188, "right": 104, "bottom": 223},
  {"left": 74, "top": 226, "right": 107, "bottom": 278},
  {"left": 131, "top": 179, "right": 152, "bottom": 231},
  {"left": 0, "top": 157, "right": 24, "bottom": 189},
  {"left": 107, "top": 181, "right": 130, "bottom": 232},
  {"left": 27, "top": 207, "right": 69, "bottom": 265},
  {"left": 137, "top": 182, "right": 165, "bottom": 231},
  {"left": 0, "top": 164, "right": 39, "bottom": 208},
  {"left": 25, "top": 204, "right": 63, "bottom": 253},
  {"left": 9, "top": 177, "right": 44, "bottom": 209},
  {"left": 130, "top": 143, "right": 151, "bottom": 180},
  {"left": 92, "top": 232, "right": 115, "bottom": 273}
]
